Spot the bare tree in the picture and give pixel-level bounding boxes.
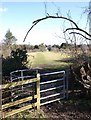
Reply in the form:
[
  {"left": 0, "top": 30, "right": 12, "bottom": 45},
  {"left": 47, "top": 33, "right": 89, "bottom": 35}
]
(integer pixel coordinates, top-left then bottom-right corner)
[{"left": 23, "top": 13, "right": 91, "bottom": 91}]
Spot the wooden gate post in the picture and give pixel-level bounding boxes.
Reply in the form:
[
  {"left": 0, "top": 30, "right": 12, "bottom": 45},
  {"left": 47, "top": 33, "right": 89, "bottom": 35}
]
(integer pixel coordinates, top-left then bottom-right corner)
[
  {"left": 66, "top": 70, "right": 68, "bottom": 99},
  {"left": 36, "top": 73, "right": 40, "bottom": 111},
  {"left": 21, "top": 70, "right": 24, "bottom": 91}
]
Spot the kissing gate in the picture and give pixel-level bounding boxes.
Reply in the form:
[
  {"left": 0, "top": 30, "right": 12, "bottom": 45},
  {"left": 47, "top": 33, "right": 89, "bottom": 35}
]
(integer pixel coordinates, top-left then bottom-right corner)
[{"left": 1, "top": 69, "right": 68, "bottom": 118}]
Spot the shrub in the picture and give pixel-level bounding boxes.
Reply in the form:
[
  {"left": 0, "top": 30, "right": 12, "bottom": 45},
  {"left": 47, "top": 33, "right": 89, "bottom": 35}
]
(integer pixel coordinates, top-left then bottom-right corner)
[{"left": 2, "top": 47, "right": 28, "bottom": 76}]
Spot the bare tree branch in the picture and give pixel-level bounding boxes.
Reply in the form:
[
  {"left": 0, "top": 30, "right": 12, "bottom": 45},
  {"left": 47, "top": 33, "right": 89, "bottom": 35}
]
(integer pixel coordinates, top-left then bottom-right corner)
[
  {"left": 32, "top": 16, "right": 79, "bottom": 27},
  {"left": 69, "top": 32, "right": 91, "bottom": 41},
  {"left": 23, "top": 15, "right": 91, "bottom": 46},
  {"left": 23, "top": 15, "right": 79, "bottom": 42},
  {"left": 23, "top": 21, "right": 38, "bottom": 42},
  {"left": 64, "top": 27, "right": 91, "bottom": 38}
]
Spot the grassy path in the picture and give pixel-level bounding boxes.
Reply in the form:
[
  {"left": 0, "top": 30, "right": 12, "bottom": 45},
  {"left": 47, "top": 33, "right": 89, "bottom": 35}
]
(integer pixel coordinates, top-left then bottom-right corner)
[
  {"left": 27, "top": 51, "right": 71, "bottom": 69},
  {"left": 33, "top": 52, "right": 47, "bottom": 67}
]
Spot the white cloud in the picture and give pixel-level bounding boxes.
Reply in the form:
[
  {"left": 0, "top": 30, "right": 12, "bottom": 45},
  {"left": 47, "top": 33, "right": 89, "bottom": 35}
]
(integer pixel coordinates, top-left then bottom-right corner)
[{"left": 0, "top": 7, "right": 8, "bottom": 12}]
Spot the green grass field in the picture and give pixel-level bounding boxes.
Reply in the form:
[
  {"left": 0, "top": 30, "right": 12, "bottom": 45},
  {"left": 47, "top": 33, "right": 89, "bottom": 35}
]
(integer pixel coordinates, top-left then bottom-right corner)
[{"left": 27, "top": 51, "right": 71, "bottom": 70}]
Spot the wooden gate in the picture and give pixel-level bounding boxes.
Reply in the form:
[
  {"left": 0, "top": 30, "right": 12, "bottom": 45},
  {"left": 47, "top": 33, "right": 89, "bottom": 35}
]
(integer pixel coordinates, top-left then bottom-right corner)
[
  {"left": 1, "top": 70, "right": 40, "bottom": 118},
  {"left": 1, "top": 69, "right": 68, "bottom": 118}
]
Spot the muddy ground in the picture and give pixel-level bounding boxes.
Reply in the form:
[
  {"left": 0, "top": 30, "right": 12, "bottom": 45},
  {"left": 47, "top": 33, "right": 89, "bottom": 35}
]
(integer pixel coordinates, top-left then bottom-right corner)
[{"left": 41, "top": 97, "right": 91, "bottom": 120}]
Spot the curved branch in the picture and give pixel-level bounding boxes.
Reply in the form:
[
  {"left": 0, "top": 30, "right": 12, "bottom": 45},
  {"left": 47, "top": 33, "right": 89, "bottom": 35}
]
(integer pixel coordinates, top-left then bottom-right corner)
[
  {"left": 33, "top": 16, "right": 79, "bottom": 28},
  {"left": 64, "top": 27, "right": 91, "bottom": 38},
  {"left": 23, "top": 21, "right": 38, "bottom": 42},
  {"left": 69, "top": 32, "right": 91, "bottom": 41},
  {"left": 23, "top": 15, "right": 79, "bottom": 42}
]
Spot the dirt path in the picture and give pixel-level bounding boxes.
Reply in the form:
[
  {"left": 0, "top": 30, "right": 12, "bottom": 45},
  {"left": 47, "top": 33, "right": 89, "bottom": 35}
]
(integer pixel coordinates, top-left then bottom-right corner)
[{"left": 41, "top": 100, "right": 91, "bottom": 120}]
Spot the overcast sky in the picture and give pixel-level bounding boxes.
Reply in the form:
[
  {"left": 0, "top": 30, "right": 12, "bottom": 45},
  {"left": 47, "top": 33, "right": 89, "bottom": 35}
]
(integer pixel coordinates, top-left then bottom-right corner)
[{"left": 1, "top": 1, "right": 89, "bottom": 45}]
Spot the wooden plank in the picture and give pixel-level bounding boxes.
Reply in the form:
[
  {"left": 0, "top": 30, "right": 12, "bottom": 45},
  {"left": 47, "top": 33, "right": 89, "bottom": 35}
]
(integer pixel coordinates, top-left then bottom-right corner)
[
  {"left": 0, "top": 110, "right": 2, "bottom": 118},
  {"left": 2, "top": 89, "right": 33, "bottom": 102},
  {"left": 36, "top": 73, "right": 40, "bottom": 110},
  {"left": 2, "top": 78, "right": 38, "bottom": 89},
  {"left": 2, "top": 95, "right": 37, "bottom": 109},
  {"left": 3, "top": 102, "right": 37, "bottom": 118},
  {"left": 2, "top": 84, "right": 32, "bottom": 94}
]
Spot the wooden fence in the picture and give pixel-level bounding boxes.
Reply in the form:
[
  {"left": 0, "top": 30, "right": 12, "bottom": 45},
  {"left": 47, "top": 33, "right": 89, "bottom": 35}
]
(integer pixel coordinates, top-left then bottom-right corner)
[
  {"left": 1, "top": 70, "right": 68, "bottom": 119},
  {"left": 1, "top": 73, "right": 40, "bottom": 118}
]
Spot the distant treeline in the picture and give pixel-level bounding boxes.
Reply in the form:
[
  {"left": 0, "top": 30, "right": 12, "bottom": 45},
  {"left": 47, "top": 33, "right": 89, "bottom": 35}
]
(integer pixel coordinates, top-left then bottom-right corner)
[{"left": 2, "top": 43, "right": 91, "bottom": 58}]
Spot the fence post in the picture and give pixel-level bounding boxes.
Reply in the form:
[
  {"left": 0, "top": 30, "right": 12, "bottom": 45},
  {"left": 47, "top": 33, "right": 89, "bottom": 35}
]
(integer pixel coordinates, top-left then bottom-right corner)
[
  {"left": 66, "top": 70, "right": 69, "bottom": 99},
  {"left": 21, "top": 70, "right": 24, "bottom": 91},
  {"left": 36, "top": 73, "right": 40, "bottom": 111},
  {"left": 10, "top": 73, "right": 14, "bottom": 102},
  {"left": 0, "top": 85, "right": 2, "bottom": 118}
]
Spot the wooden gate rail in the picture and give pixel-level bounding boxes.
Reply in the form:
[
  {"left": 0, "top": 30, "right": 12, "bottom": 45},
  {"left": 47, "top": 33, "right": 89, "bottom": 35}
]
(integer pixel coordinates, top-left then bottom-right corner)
[{"left": 1, "top": 73, "right": 40, "bottom": 118}]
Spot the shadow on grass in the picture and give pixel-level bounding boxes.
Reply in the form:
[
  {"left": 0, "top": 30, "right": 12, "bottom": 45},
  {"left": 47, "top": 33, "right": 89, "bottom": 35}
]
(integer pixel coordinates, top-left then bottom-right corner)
[{"left": 54, "top": 53, "right": 91, "bottom": 65}]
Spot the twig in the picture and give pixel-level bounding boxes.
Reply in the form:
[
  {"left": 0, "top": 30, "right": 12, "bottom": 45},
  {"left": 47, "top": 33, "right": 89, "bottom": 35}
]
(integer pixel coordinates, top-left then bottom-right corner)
[
  {"left": 64, "top": 27, "right": 91, "bottom": 38},
  {"left": 69, "top": 32, "right": 91, "bottom": 41}
]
